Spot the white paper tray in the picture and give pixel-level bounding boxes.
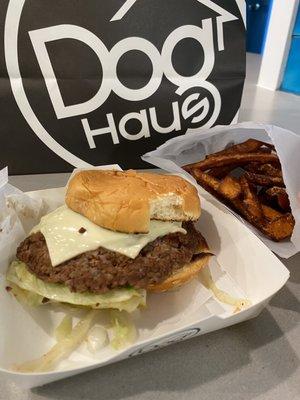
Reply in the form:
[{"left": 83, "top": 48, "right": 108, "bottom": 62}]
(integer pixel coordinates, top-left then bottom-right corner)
[{"left": 0, "top": 185, "right": 289, "bottom": 388}]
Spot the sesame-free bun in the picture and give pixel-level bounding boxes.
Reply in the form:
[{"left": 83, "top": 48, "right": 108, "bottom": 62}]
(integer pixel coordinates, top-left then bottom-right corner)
[{"left": 66, "top": 170, "right": 201, "bottom": 233}]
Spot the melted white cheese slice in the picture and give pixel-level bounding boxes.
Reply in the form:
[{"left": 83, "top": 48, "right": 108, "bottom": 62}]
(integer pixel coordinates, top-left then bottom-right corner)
[{"left": 32, "top": 205, "right": 186, "bottom": 267}]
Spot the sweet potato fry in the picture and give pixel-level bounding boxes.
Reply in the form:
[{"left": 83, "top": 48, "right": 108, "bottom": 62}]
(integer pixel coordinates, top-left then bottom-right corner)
[
  {"left": 183, "top": 139, "right": 267, "bottom": 171},
  {"left": 193, "top": 169, "right": 259, "bottom": 223},
  {"left": 256, "top": 148, "right": 273, "bottom": 154},
  {"left": 261, "top": 214, "right": 295, "bottom": 241},
  {"left": 266, "top": 187, "right": 286, "bottom": 196},
  {"left": 192, "top": 169, "right": 245, "bottom": 217},
  {"left": 231, "top": 199, "right": 293, "bottom": 241},
  {"left": 244, "top": 172, "right": 284, "bottom": 187},
  {"left": 265, "top": 187, "right": 290, "bottom": 211},
  {"left": 193, "top": 172, "right": 294, "bottom": 240},
  {"left": 261, "top": 205, "right": 283, "bottom": 221},
  {"left": 208, "top": 165, "right": 235, "bottom": 179},
  {"left": 191, "top": 169, "right": 220, "bottom": 192},
  {"left": 184, "top": 138, "right": 294, "bottom": 241},
  {"left": 193, "top": 170, "right": 241, "bottom": 200},
  {"left": 205, "top": 139, "right": 274, "bottom": 158},
  {"left": 244, "top": 163, "right": 282, "bottom": 178},
  {"left": 230, "top": 200, "right": 293, "bottom": 241},
  {"left": 218, "top": 176, "right": 241, "bottom": 200},
  {"left": 184, "top": 153, "right": 279, "bottom": 172},
  {"left": 240, "top": 176, "right": 263, "bottom": 221}
]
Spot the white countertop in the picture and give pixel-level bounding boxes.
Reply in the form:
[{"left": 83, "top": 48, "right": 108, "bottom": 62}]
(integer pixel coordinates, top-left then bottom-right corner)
[{"left": 1, "top": 54, "right": 300, "bottom": 400}]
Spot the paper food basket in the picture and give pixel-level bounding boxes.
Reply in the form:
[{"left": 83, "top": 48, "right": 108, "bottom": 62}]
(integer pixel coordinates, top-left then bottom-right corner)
[{"left": 0, "top": 166, "right": 289, "bottom": 388}]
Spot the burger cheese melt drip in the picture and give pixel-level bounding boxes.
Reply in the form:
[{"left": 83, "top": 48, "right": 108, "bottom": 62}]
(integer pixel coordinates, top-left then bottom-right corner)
[{"left": 8, "top": 170, "right": 211, "bottom": 312}]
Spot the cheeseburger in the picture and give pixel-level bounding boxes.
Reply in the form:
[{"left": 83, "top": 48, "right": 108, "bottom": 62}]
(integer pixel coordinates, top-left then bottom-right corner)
[{"left": 7, "top": 170, "right": 211, "bottom": 312}]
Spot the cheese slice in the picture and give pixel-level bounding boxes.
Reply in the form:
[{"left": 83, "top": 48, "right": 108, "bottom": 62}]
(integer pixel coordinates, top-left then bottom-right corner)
[{"left": 32, "top": 205, "right": 186, "bottom": 267}]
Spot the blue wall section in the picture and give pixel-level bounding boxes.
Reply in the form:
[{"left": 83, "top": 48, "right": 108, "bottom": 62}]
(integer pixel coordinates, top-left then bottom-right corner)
[
  {"left": 281, "top": 5, "right": 300, "bottom": 95},
  {"left": 246, "top": 0, "right": 273, "bottom": 54},
  {"left": 293, "top": 4, "right": 300, "bottom": 34}
]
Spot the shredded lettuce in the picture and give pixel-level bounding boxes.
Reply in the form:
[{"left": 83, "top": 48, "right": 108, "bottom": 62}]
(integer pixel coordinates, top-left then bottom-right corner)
[
  {"left": 110, "top": 310, "right": 137, "bottom": 350},
  {"left": 54, "top": 315, "right": 73, "bottom": 341},
  {"left": 198, "top": 266, "right": 251, "bottom": 311},
  {"left": 7, "top": 261, "right": 146, "bottom": 312},
  {"left": 87, "top": 325, "right": 108, "bottom": 353},
  {"left": 13, "top": 310, "right": 98, "bottom": 373},
  {"left": 8, "top": 283, "right": 45, "bottom": 307}
]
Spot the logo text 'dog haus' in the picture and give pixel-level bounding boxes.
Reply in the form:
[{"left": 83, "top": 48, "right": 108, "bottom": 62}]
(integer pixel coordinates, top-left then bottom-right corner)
[
  {"left": 5, "top": 0, "right": 242, "bottom": 168},
  {"left": 28, "top": 1, "right": 237, "bottom": 148}
]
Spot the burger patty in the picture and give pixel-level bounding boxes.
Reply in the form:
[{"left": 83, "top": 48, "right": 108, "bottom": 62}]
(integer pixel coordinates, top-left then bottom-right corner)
[{"left": 16, "top": 222, "right": 206, "bottom": 293}]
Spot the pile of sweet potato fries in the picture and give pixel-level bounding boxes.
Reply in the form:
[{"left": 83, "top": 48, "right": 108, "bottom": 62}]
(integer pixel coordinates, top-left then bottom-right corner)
[{"left": 184, "top": 139, "right": 294, "bottom": 241}]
